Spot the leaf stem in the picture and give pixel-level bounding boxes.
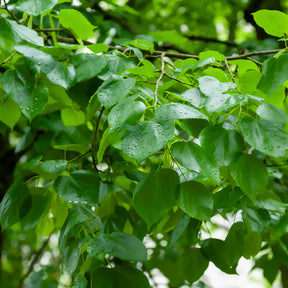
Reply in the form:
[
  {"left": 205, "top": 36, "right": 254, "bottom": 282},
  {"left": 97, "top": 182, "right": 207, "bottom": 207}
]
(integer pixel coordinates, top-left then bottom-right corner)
[
  {"left": 91, "top": 107, "right": 105, "bottom": 171},
  {"left": 154, "top": 52, "right": 166, "bottom": 107}
]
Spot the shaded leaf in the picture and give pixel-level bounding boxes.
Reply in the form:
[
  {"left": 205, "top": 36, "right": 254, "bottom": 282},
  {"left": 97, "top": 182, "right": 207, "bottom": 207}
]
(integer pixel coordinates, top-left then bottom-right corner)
[
  {"left": 88, "top": 232, "right": 147, "bottom": 261},
  {"left": 230, "top": 154, "right": 268, "bottom": 200},
  {"left": 54, "top": 170, "right": 100, "bottom": 204},
  {"left": 240, "top": 117, "right": 288, "bottom": 157},
  {"left": 97, "top": 75, "right": 136, "bottom": 109},
  {"left": 133, "top": 169, "right": 179, "bottom": 227},
  {"left": 171, "top": 141, "right": 219, "bottom": 183},
  {"left": 176, "top": 181, "right": 213, "bottom": 221}
]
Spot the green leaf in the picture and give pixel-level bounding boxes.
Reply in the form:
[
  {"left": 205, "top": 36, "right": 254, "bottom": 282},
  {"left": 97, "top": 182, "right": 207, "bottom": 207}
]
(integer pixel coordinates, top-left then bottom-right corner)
[
  {"left": 171, "top": 141, "right": 219, "bottom": 183},
  {"left": 6, "top": 19, "right": 44, "bottom": 46},
  {"left": 63, "top": 237, "right": 81, "bottom": 274},
  {"left": 15, "top": 0, "right": 58, "bottom": 16},
  {"left": 92, "top": 266, "right": 150, "bottom": 288},
  {"left": 252, "top": 10, "right": 288, "bottom": 37},
  {"left": 54, "top": 170, "right": 100, "bottom": 204},
  {"left": 199, "top": 126, "right": 244, "bottom": 166},
  {"left": 176, "top": 181, "right": 213, "bottom": 221},
  {"left": 53, "top": 144, "right": 89, "bottom": 153},
  {"left": 198, "top": 76, "right": 245, "bottom": 113},
  {"left": 126, "top": 60, "right": 155, "bottom": 78},
  {"left": 133, "top": 169, "right": 179, "bottom": 227},
  {"left": 108, "top": 97, "right": 146, "bottom": 129},
  {"left": 201, "top": 238, "right": 237, "bottom": 274},
  {"left": 72, "top": 53, "right": 108, "bottom": 83},
  {"left": 257, "top": 103, "right": 288, "bottom": 126},
  {"left": 230, "top": 154, "right": 268, "bottom": 200},
  {"left": 42, "top": 160, "right": 68, "bottom": 174},
  {"left": 240, "top": 117, "right": 288, "bottom": 157},
  {"left": 59, "top": 9, "right": 96, "bottom": 40},
  {"left": 122, "top": 120, "right": 174, "bottom": 162},
  {"left": 129, "top": 39, "right": 154, "bottom": 54},
  {"left": 97, "top": 75, "right": 136, "bottom": 109},
  {"left": 61, "top": 108, "right": 85, "bottom": 126},
  {"left": 154, "top": 103, "right": 208, "bottom": 121},
  {"left": 0, "top": 98, "right": 21, "bottom": 129},
  {"left": 258, "top": 54, "right": 288, "bottom": 95},
  {"left": 14, "top": 45, "right": 75, "bottom": 89},
  {"left": 0, "top": 182, "right": 30, "bottom": 228},
  {"left": 2, "top": 70, "right": 49, "bottom": 120},
  {"left": 88, "top": 232, "right": 147, "bottom": 261},
  {"left": 168, "top": 215, "right": 190, "bottom": 248},
  {"left": 87, "top": 44, "right": 109, "bottom": 54},
  {"left": 19, "top": 187, "right": 52, "bottom": 230},
  {"left": 179, "top": 248, "right": 209, "bottom": 283},
  {"left": 242, "top": 231, "right": 262, "bottom": 259}
]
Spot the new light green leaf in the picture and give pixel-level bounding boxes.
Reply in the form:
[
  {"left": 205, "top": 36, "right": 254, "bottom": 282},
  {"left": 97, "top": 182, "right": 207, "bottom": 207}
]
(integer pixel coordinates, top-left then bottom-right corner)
[
  {"left": 15, "top": 0, "right": 58, "bottom": 16},
  {"left": 0, "top": 98, "right": 21, "bottom": 129},
  {"left": 154, "top": 103, "right": 208, "bottom": 121},
  {"left": 252, "top": 10, "right": 288, "bottom": 37},
  {"left": 54, "top": 170, "right": 100, "bottom": 204},
  {"left": 122, "top": 120, "right": 174, "bottom": 162},
  {"left": 199, "top": 126, "right": 244, "bottom": 166},
  {"left": 88, "top": 232, "right": 147, "bottom": 261},
  {"left": 61, "top": 108, "right": 85, "bottom": 126},
  {"left": 230, "top": 154, "right": 268, "bottom": 200},
  {"left": 171, "top": 141, "right": 219, "bottom": 183},
  {"left": 133, "top": 169, "right": 179, "bottom": 227},
  {"left": 240, "top": 117, "right": 288, "bottom": 157},
  {"left": 97, "top": 75, "right": 136, "bottom": 109},
  {"left": 176, "top": 181, "right": 213, "bottom": 221},
  {"left": 258, "top": 54, "right": 288, "bottom": 95},
  {"left": 60, "top": 9, "right": 96, "bottom": 40}
]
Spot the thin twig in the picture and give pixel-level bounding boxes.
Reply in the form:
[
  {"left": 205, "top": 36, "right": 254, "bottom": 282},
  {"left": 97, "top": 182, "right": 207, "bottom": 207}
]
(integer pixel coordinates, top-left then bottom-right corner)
[
  {"left": 68, "top": 149, "right": 92, "bottom": 163},
  {"left": 2, "top": 0, "right": 19, "bottom": 23},
  {"left": 0, "top": 51, "right": 17, "bottom": 67},
  {"left": 154, "top": 53, "right": 166, "bottom": 107},
  {"left": 225, "top": 58, "right": 241, "bottom": 93},
  {"left": 163, "top": 72, "right": 194, "bottom": 87},
  {"left": 91, "top": 107, "right": 105, "bottom": 171},
  {"left": 35, "top": 28, "right": 64, "bottom": 32},
  {"left": 18, "top": 235, "right": 51, "bottom": 288}
]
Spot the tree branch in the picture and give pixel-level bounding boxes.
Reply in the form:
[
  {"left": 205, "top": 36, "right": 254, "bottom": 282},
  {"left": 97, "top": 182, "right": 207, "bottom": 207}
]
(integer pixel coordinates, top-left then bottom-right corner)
[
  {"left": 2, "top": 0, "right": 19, "bottom": 23},
  {"left": 18, "top": 235, "right": 51, "bottom": 288},
  {"left": 184, "top": 35, "right": 238, "bottom": 47},
  {"left": 54, "top": 35, "right": 283, "bottom": 61}
]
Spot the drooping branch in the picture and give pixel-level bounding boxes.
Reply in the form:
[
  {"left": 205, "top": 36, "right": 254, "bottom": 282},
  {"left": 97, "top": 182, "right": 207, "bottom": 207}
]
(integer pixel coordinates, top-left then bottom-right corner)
[
  {"left": 1, "top": 0, "right": 19, "bottom": 23},
  {"left": 18, "top": 235, "right": 51, "bottom": 288}
]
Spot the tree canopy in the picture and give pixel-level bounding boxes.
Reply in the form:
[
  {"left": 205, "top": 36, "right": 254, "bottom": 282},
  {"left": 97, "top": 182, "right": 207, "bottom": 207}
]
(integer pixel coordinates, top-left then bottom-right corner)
[{"left": 1, "top": 0, "right": 288, "bottom": 287}]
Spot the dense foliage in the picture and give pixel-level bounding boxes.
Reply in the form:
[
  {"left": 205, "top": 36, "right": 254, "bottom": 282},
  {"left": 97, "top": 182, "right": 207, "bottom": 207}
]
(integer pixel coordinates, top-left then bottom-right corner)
[{"left": 2, "top": 0, "right": 288, "bottom": 287}]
